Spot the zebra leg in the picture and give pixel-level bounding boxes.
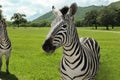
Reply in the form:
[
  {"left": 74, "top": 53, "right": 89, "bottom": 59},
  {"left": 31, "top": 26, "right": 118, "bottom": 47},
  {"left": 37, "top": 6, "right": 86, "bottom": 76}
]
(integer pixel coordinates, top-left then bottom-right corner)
[
  {"left": 5, "top": 53, "right": 11, "bottom": 74},
  {"left": 6, "top": 57, "right": 10, "bottom": 74}
]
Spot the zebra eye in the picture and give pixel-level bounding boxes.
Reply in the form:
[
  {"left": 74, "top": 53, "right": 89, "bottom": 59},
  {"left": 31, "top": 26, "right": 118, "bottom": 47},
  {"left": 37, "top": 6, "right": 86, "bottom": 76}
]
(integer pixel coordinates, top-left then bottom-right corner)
[{"left": 62, "top": 25, "right": 67, "bottom": 28}]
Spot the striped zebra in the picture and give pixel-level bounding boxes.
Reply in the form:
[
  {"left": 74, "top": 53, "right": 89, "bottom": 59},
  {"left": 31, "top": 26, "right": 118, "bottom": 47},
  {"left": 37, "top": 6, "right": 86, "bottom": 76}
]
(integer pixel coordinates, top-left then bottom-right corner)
[
  {"left": 0, "top": 20, "right": 12, "bottom": 74},
  {"left": 42, "top": 3, "right": 100, "bottom": 80}
]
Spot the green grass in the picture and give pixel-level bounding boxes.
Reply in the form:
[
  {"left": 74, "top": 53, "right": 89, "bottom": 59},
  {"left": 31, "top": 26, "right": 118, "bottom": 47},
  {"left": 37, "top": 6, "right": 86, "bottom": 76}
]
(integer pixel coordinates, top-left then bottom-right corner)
[{"left": 0, "top": 27, "right": 120, "bottom": 80}]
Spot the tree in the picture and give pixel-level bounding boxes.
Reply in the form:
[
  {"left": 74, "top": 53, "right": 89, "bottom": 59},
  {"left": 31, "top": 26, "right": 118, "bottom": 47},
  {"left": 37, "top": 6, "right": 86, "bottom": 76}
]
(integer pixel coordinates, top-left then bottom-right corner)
[
  {"left": 0, "top": 5, "right": 2, "bottom": 20},
  {"left": 98, "top": 6, "right": 117, "bottom": 30},
  {"left": 107, "top": 6, "right": 118, "bottom": 29},
  {"left": 115, "top": 9, "right": 120, "bottom": 26},
  {"left": 84, "top": 10, "right": 98, "bottom": 29},
  {"left": 39, "top": 20, "right": 51, "bottom": 27},
  {"left": 11, "top": 13, "right": 27, "bottom": 27},
  {"left": 98, "top": 7, "right": 110, "bottom": 30},
  {"left": 75, "top": 20, "right": 81, "bottom": 27}
]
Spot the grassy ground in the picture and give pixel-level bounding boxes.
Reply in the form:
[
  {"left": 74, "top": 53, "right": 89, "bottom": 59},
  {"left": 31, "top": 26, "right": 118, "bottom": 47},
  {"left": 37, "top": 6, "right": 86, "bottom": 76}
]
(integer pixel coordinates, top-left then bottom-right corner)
[{"left": 0, "top": 27, "right": 120, "bottom": 80}]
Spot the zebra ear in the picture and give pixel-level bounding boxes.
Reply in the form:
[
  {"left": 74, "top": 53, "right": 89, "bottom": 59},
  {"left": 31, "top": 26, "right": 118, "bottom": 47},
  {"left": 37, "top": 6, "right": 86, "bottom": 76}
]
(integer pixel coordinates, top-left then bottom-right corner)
[
  {"left": 60, "top": 6, "right": 69, "bottom": 16},
  {"left": 67, "top": 3, "right": 77, "bottom": 17},
  {"left": 52, "top": 6, "right": 62, "bottom": 17}
]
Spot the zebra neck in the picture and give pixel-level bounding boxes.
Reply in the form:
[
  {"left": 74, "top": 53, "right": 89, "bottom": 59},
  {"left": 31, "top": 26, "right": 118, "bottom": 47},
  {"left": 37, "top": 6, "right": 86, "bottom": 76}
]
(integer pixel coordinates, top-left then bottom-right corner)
[
  {"left": 63, "top": 26, "right": 82, "bottom": 56},
  {"left": 0, "top": 30, "right": 11, "bottom": 49},
  {"left": 63, "top": 38, "right": 82, "bottom": 57},
  {"left": 0, "top": 38, "right": 11, "bottom": 49}
]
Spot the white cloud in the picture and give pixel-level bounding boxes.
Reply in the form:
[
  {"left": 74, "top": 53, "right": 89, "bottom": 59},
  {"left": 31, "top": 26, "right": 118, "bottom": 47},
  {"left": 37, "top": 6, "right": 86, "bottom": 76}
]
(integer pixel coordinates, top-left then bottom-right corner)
[
  {"left": 16, "top": 6, "right": 37, "bottom": 17},
  {"left": 108, "top": 0, "right": 120, "bottom": 4},
  {"left": 28, "top": 0, "right": 66, "bottom": 7},
  {"left": 1, "top": 0, "right": 120, "bottom": 21}
]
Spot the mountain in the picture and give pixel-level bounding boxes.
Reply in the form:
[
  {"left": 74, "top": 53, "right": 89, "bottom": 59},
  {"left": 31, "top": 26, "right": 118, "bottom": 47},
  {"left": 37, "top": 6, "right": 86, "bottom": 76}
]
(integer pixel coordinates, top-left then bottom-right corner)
[
  {"left": 33, "top": 12, "right": 53, "bottom": 22},
  {"left": 74, "top": 6, "right": 102, "bottom": 20},
  {"left": 109, "top": 1, "right": 120, "bottom": 7},
  {"left": 33, "top": 5, "right": 102, "bottom": 22},
  {"left": 33, "top": 1, "right": 120, "bottom": 22},
  {"left": 27, "top": 13, "right": 40, "bottom": 21}
]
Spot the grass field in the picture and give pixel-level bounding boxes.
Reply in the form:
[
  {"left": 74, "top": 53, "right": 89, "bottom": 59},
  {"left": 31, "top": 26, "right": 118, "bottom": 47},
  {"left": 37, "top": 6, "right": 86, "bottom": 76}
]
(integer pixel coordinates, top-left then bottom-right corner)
[{"left": 0, "top": 27, "right": 120, "bottom": 80}]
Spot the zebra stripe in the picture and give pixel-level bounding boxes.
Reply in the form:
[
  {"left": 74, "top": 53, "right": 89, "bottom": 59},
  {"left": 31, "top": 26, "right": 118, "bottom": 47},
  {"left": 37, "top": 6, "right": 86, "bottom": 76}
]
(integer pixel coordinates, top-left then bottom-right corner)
[
  {"left": 60, "top": 37, "right": 100, "bottom": 80},
  {"left": 0, "top": 35, "right": 11, "bottom": 50}
]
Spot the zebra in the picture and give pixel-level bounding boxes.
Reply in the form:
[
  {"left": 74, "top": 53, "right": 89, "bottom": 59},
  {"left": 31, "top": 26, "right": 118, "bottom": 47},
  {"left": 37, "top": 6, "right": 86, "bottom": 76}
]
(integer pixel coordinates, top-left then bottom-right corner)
[
  {"left": 42, "top": 3, "right": 100, "bottom": 80},
  {"left": 0, "top": 19, "right": 12, "bottom": 74}
]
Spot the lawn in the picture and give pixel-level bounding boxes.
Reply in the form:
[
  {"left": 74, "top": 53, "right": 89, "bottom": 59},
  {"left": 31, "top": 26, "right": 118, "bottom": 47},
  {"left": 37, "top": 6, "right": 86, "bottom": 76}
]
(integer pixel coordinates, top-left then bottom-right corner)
[{"left": 0, "top": 27, "right": 120, "bottom": 80}]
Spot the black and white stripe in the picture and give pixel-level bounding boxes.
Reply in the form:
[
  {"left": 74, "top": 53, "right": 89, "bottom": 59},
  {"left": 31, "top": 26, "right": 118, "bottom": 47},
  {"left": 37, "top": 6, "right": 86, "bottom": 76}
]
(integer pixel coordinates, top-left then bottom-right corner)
[
  {"left": 60, "top": 37, "right": 100, "bottom": 80},
  {"left": 42, "top": 3, "right": 100, "bottom": 80},
  {"left": 0, "top": 20, "right": 12, "bottom": 74}
]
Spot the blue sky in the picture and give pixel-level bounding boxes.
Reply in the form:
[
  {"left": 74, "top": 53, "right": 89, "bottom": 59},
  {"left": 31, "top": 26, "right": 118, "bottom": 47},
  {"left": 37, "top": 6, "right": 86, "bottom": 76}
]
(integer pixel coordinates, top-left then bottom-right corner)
[{"left": 1, "top": 0, "right": 120, "bottom": 21}]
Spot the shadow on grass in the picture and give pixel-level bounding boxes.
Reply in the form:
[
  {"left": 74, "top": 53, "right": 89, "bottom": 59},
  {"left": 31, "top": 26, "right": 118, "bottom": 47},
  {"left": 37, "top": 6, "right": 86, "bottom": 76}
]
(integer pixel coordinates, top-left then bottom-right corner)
[{"left": 0, "top": 71, "right": 18, "bottom": 80}]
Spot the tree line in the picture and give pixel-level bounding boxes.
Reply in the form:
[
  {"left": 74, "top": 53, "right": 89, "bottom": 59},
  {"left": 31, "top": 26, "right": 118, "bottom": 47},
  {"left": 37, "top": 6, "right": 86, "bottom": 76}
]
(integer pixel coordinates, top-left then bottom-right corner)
[
  {"left": 75, "top": 6, "right": 120, "bottom": 30},
  {"left": 10, "top": 6, "right": 120, "bottom": 30}
]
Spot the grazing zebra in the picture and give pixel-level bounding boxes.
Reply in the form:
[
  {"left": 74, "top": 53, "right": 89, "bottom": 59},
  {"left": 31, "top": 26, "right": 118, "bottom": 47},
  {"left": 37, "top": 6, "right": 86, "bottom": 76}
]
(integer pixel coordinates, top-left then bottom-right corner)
[
  {"left": 42, "top": 3, "right": 100, "bottom": 80},
  {"left": 0, "top": 20, "right": 12, "bottom": 74}
]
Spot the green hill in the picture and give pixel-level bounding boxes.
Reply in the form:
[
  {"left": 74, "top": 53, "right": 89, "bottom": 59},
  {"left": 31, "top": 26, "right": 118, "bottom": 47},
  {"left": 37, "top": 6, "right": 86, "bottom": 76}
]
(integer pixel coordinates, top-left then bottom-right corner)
[
  {"left": 33, "top": 12, "right": 53, "bottom": 22},
  {"left": 75, "top": 6, "right": 101, "bottom": 20},
  {"left": 33, "top": 5, "right": 102, "bottom": 22},
  {"left": 109, "top": 1, "right": 120, "bottom": 7},
  {"left": 33, "top": 1, "right": 120, "bottom": 22}
]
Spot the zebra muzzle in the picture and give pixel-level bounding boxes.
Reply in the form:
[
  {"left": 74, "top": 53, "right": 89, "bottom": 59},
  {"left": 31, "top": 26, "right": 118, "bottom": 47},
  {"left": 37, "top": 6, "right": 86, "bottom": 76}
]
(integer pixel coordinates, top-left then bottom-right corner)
[{"left": 42, "top": 38, "right": 56, "bottom": 53}]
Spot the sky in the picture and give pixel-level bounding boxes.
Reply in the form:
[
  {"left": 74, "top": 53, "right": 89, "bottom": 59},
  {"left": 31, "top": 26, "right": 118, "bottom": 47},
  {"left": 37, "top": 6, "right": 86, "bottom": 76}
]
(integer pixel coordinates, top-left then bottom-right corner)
[{"left": 0, "top": 0, "right": 120, "bottom": 21}]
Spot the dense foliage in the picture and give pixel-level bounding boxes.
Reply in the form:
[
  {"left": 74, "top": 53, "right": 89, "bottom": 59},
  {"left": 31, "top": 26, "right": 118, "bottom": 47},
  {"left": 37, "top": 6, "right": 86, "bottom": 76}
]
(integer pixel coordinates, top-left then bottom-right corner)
[
  {"left": 11, "top": 13, "right": 27, "bottom": 27},
  {"left": 0, "top": 5, "right": 2, "bottom": 20},
  {"left": 74, "top": 6, "right": 120, "bottom": 30},
  {"left": 7, "top": 20, "right": 51, "bottom": 28}
]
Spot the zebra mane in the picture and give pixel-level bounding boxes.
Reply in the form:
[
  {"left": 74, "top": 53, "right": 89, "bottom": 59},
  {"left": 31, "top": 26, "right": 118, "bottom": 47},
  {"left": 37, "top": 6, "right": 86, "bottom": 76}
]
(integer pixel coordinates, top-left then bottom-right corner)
[{"left": 60, "top": 6, "right": 69, "bottom": 16}]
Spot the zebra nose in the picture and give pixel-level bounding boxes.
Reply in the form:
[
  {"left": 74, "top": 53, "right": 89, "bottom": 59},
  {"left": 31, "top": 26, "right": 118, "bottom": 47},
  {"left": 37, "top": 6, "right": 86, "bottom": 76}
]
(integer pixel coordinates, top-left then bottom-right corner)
[
  {"left": 42, "top": 43, "right": 52, "bottom": 52},
  {"left": 42, "top": 39, "right": 56, "bottom": 53}
]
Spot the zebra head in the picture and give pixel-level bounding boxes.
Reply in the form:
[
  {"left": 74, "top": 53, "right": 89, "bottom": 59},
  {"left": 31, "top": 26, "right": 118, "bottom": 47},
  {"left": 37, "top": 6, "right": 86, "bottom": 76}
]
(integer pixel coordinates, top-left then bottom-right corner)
[
  {"left": 0, "top": 20, "right": 7, "bottom": 37},
  {"left": 42, "top": 3, "right": 78, "bottom": 53}
]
